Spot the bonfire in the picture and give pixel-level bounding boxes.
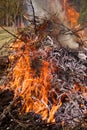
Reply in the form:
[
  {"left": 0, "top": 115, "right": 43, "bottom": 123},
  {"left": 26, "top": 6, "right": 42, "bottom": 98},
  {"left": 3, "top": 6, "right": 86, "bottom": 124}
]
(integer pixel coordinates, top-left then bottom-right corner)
[{"left": 0, "top": 0, "right": 87, "bottom": 130}]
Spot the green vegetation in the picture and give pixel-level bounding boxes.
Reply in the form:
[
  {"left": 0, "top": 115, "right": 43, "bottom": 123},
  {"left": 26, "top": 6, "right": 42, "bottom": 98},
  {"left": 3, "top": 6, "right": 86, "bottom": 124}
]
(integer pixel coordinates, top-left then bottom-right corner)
[
  {"left": 79, "top": 0, "right": 87, "bottom": 25},
  {"left": 0, "top": 0, "right": 23, "bottom": 26},
  {"left": 0, "top": 0, "right": 87, "bottom": 26},
  {"left": 0, "top": 0, "right": 23, "bottom": 50},
  {"left": 0, "top": 0, "right": 86, "bottom": 48},
  {"left": 71, "top": 0, "right": 87, "bottom": 25}
]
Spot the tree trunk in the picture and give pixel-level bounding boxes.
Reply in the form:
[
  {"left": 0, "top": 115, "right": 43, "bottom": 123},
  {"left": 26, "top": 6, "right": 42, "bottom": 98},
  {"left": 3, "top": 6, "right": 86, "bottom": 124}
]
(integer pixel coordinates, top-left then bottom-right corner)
[{"left": 6, "top": 14, "right": 9, "bottom": 26}]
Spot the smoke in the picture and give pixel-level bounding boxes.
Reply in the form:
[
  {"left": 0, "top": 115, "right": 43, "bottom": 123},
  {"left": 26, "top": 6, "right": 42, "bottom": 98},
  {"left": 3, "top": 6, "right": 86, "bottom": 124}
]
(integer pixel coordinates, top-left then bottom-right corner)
[
  {"left": 58, "top": 33, "right": 79, "bottom": 49},
  {"left": 23, "top": 0, "right": 79, "bottom": 49},
  {"left": 23, "top": 0, "right": 67, "bottom": 25}
]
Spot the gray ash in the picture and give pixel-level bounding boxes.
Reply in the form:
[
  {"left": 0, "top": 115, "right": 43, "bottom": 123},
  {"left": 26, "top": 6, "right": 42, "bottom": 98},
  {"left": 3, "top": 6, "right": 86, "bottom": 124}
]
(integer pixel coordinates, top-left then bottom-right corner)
[{"left": 46, "top": 47, "right": 87, "bottom": 86}]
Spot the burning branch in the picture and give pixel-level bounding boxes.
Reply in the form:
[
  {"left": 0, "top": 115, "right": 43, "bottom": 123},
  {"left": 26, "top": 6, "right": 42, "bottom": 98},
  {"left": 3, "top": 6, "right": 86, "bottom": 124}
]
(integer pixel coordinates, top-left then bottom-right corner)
[{"left": 29, "top": 0, "right": 37, "bottom": 34}]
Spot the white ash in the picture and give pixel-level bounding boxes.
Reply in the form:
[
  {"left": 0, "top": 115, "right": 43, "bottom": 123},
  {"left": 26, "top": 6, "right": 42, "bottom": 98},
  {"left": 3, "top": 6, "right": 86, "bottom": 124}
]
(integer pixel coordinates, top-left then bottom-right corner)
[
  {"left": 78, "top": 52, "right": 87, "bottom": 60},
  {"left": 45, "top": 47, "right": 87, "bottom": 86}
]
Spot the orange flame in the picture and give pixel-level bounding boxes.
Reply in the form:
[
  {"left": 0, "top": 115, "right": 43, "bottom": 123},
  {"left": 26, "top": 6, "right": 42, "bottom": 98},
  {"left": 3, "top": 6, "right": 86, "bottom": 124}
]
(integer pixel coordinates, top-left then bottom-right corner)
[
  {"left": 8, "top": 39, "right": 86, "bottom": 123},
  {"left": 0, "top": 1, "right": 85, "bottom": 124},
  {"left": 74, "top": 83, "right": 87, "bottom": 97},
  {"left": 64, "top": 0, "right": 79, "bottom": 28},
  {"left": 8, "top": 40, "right": 62, "bottom": 122}
]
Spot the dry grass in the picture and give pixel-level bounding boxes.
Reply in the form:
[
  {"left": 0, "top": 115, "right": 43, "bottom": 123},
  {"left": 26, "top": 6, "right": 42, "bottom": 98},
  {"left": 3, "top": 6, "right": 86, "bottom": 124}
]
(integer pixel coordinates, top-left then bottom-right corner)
[{"left": 0, "top": 27, "right": 16, "bottom": 48}]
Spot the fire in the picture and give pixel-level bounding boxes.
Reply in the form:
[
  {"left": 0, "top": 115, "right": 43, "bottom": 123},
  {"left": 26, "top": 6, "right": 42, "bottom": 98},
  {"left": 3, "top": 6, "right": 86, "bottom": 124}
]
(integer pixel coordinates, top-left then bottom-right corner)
[
  {"left": 0, "top": 1, "right": 86, "bottom": 125},
  {"left": 7, "top": 38, "right": 86, "bottom": 123},
  {"left": 64, "top": 0, "right": 79, "bottom": 28},
  {"left": 8, "top": 40, "right": 62, "bottom": 122},
  {"left": 74, "top": 83, "right": 87, "bottom": 96}
]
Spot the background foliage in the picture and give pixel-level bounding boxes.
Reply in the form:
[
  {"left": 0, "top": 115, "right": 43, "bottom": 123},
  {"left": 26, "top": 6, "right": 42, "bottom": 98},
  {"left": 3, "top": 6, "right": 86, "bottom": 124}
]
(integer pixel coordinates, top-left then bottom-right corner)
[
  {"left": 0, "top": 0, "right": 23, "bottom": 26},
  {"left": 0, "top": 0, "right": 87, "bottom": 26}
]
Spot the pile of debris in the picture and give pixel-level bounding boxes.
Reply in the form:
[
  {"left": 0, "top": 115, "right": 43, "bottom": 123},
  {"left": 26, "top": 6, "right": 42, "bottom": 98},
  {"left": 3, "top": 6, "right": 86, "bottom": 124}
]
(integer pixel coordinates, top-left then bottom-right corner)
[
  {"left": 0, "top": 28, "right": 87, "bottom": 129},
  {"left": 0, "top": 0, "right": 87, "bottom": 129}
]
